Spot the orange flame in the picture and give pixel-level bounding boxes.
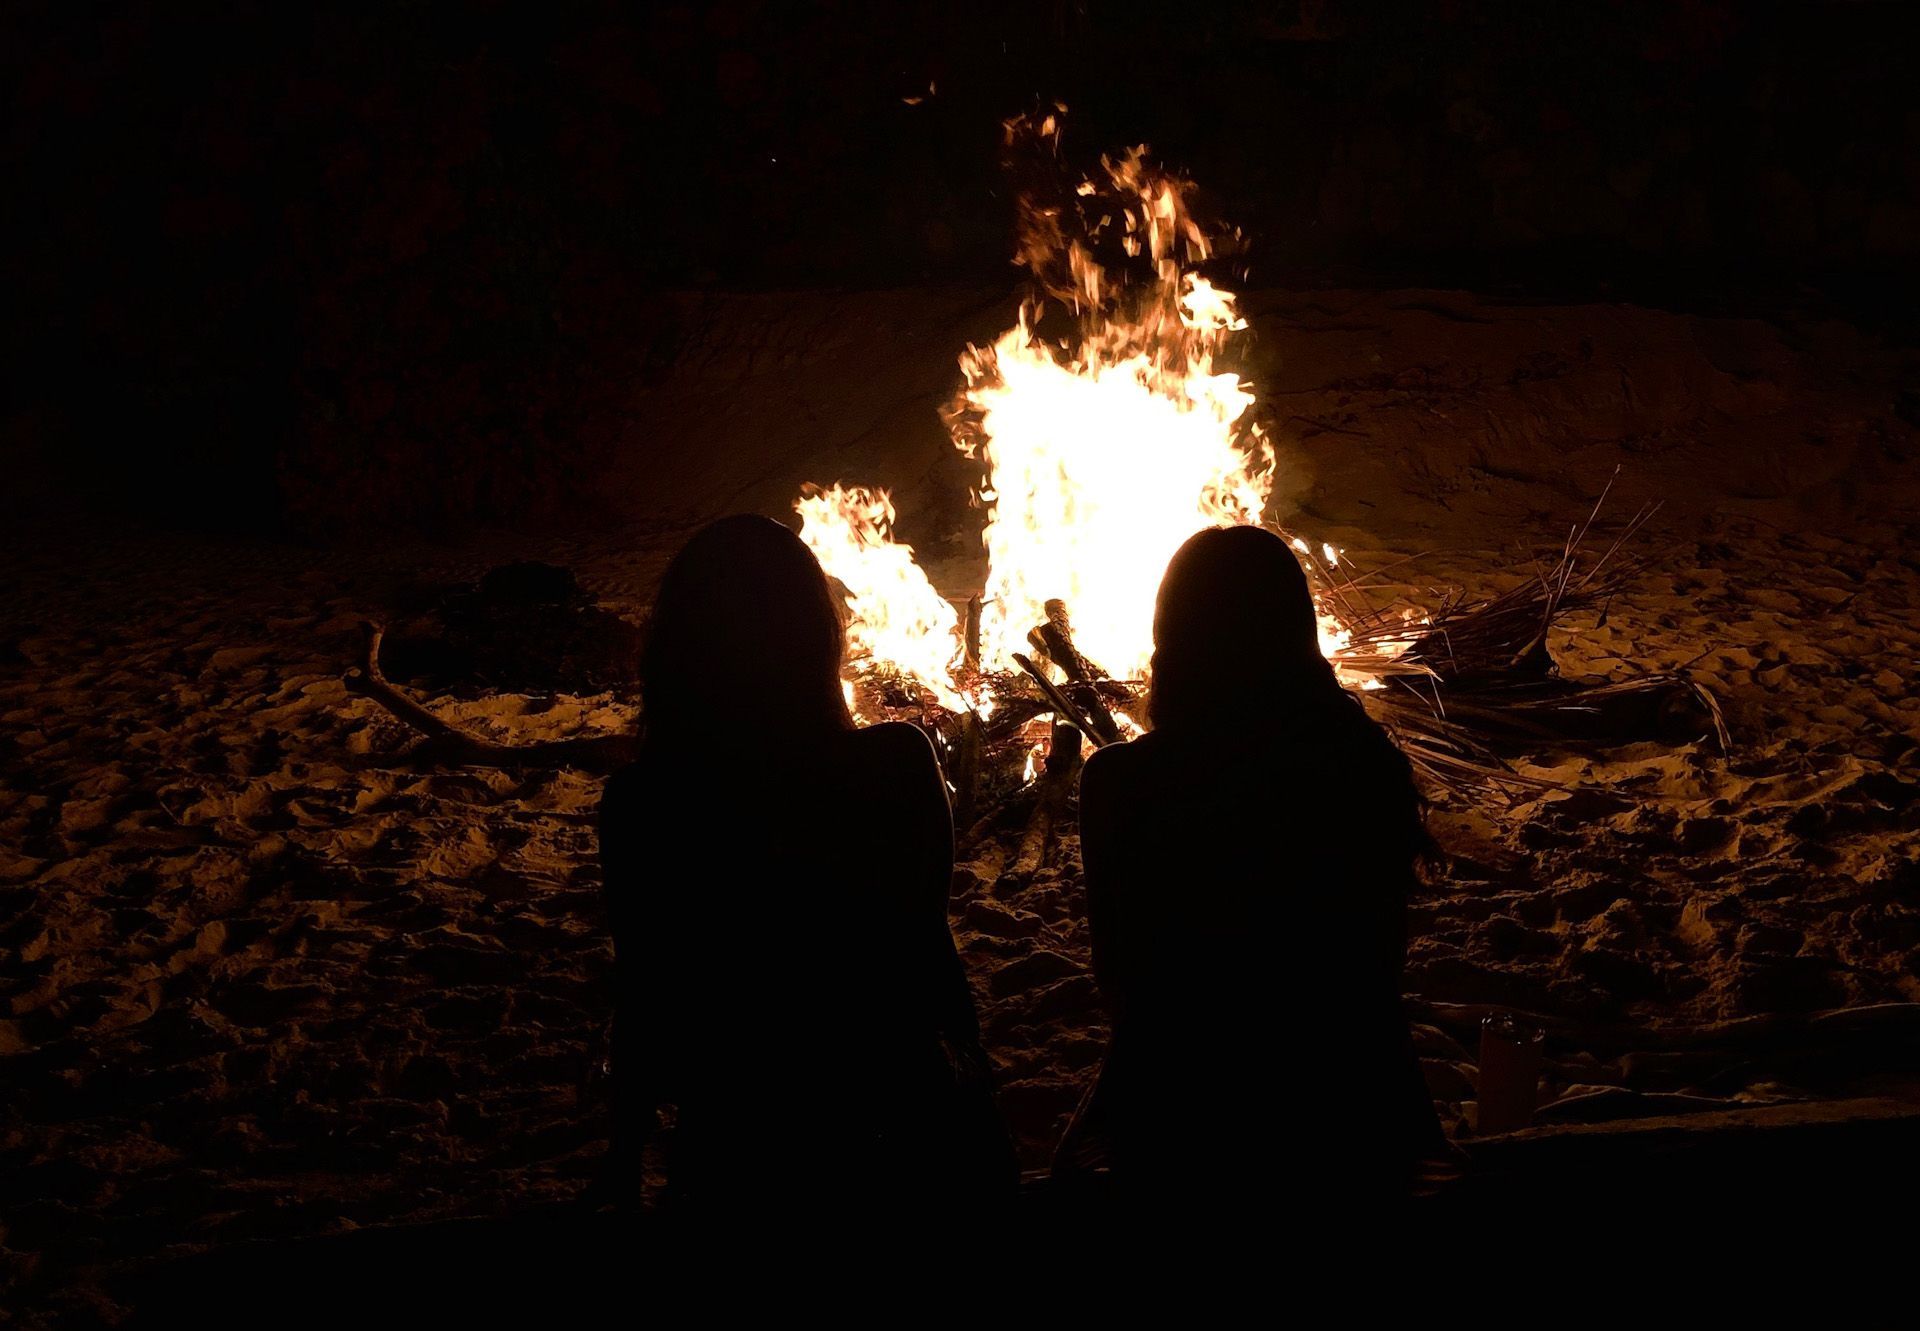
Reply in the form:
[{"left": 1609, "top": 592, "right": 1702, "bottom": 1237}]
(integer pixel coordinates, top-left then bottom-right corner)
[
  {"left": 796, "top": 113, "right": 1395, "bottom": 717},
  {"left": 794, "top": 483, "right": 964, "bottom": 712}
]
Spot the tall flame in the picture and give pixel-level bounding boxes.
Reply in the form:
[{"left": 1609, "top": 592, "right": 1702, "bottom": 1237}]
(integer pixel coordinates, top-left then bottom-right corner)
[
  {"left": 796, "top": 112, "right": 1373, "bottom": 711},
  {"left": 951, "top": 265, "right": 1269, "bottom": 677}
]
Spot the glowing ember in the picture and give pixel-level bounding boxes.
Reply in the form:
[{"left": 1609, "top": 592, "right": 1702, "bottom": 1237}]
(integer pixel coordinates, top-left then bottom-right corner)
[{"left": 795, "top": 111, "right": 1402, "bottom": 715}]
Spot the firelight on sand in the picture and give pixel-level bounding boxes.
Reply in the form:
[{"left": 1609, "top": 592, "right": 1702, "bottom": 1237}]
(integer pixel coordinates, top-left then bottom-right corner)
[{"left": 798, "top": 113, "right": 1392, "bottom": 715}]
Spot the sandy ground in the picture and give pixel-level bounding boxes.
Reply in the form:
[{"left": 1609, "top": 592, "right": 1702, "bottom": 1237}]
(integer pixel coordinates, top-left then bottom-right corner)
[{"left": 4, "top": 288, "right": 1919, "bottom": 1317}]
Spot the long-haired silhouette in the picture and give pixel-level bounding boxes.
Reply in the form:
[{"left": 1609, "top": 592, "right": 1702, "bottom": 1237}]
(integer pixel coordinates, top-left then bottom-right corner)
[
  {"left": 1148, "top": 524, "right": 1342, "bottom": 727},
  {"left": 638, "top": 513, "right": 853, "bottom": 748},
  {"left": 600, "top": 515, "right": 1011, "bottom": 1219},
  {"left": 1060, "top": 524, "right": 1440, "bottom": 1203}
]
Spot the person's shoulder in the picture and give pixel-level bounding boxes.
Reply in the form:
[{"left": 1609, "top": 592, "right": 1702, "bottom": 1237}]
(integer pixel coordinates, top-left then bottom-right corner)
[
  {"left": 1321, "top": 701, "right": 1414, "bottom": 778},
  {"left": 852, "top": 720, "right": 941, "bottom": 772},
  {"left": 1080, "top": 730, "right": 1158, "bottom": 794},
  {"left": 600, "top": 751, "right": 668, "bottom": 812},
  {"left": 1303, "top": 703, "right": 1420, "bottom": 809}
]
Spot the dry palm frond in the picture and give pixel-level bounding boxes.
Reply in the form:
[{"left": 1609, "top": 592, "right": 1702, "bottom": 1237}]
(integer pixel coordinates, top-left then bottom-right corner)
[
  {"left": 1318, "top": 475, "right": 1659, "bottom": 687},
  {"left": 867, "top": 478, "right": 1719, "bottom": 807},
  {"left": 1287, "top": 477, "right": 1724, "bottom": 798}
]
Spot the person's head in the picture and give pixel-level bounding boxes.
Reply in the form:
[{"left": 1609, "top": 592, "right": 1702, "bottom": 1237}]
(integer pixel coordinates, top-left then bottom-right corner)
[
  {"left": 640, "top": 514, "right": 853, "bottom": 748},
  {"left": 1147, "top": 524, "right": 1342, "bottom": 733}
]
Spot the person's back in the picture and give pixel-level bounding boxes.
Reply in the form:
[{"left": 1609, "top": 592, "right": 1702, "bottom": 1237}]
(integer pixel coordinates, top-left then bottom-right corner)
[
  {"left": 1065, "top": 525, "right": 1439, "bottom": 1205},
  {"left": 1079, "top": 713, "right": 1429, "bottom": 1191},
  {"left": 598, "top": 516, "right": 1008, "bottom": 1219},
  {"left": 602, "top": 725, "right": 983, "bottom": 1201}
]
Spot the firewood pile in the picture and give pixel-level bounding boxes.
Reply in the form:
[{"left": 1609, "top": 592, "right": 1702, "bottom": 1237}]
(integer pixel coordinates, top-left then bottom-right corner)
[
  {"left": 850, "top": 491, "right": 1728, "bottom": 862},
  {"left": 341, "top": 491, "right": 1725, "bottom": 857}
]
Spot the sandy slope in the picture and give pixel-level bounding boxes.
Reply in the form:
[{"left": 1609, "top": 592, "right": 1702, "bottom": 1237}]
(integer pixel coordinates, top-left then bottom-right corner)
[{"left": 3, "top": 288, "right": 1918, "bottom": 1315}]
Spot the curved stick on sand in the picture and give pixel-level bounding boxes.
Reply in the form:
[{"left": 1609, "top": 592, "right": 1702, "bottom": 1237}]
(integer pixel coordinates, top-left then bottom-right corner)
[{"left": 343, "top": 621, "right": 638, "bottom": 773}]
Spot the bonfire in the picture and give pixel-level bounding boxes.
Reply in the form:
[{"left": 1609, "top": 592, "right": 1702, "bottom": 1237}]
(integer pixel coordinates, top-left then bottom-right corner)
[
  {"left": 789, "top": 111, "right": 1722, "bottom": 828},
  {"left": 345, "top": 111, "right": 1723, "bottom": 829}
]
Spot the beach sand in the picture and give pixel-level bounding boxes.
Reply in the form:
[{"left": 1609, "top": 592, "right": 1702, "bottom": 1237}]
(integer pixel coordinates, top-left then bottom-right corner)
[{"left": 4, "top": 288, "right": 1918, "bottom": 1317}]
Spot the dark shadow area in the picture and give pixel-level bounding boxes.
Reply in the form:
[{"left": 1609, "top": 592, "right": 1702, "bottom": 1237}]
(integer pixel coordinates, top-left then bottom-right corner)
[
  {"left": 8, "top": 2, "right": 1918, "bottom": 534},
  {"left": 6, "top": 5, "right": 1920, "bottom": 1322},
  {"left": 599, "top": 516, "right": 1014, "bottom": 1215},
  {"left": 109, "top": 1098, "right": 1920, "bottom": 1322},
  {"left": 1056, "top": 527, "right": 1441, "bottom": 1202}
]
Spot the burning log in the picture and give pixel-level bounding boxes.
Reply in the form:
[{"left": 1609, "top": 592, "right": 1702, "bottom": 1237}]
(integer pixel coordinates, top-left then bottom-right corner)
[
  {"left": 978, "top": 693, "right": 1057, "bottom": 745},
  {"left": 985, "top": 601, "right": 1124, "bottom": 883},
  {"left": 1023, "top": 599, "right": 1123, "bottom": 745},
  {"left": 344, "top": 622, "right": 637, "bottom": 772},
  {"left": 1011, "top": 652, "right": 1115, "bottom": 750},
  {"left": 1029, "top": 599, "right": 1099, "bottom": 681},
  {"left": 950, "top": 708, "right": 985, "bottom": 829}
]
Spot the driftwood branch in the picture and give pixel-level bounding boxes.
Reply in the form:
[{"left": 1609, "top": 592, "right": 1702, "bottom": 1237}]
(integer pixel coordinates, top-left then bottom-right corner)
[{"left": 343, "top": 622, "right": 638, "bottom": 773}]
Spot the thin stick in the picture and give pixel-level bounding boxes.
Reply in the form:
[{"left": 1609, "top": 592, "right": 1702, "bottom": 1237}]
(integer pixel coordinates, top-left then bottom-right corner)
[{"left": 344, "top": 622, "right": 637, "bottom": 773}]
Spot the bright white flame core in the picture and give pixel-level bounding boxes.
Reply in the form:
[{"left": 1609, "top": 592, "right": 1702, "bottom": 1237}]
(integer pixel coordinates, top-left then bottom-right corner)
[
  {"left": 794, "top": 116, "right": 1394, "bottom": 712},
  {"left": 964, "top": 299, "right": 1266, "bottom": 679}
]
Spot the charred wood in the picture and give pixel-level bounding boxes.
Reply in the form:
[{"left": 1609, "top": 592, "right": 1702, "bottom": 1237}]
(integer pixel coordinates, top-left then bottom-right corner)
[
  {"left": 1005, "top": 722, "right": 1082, "bottom": 887},
  {"left": 1023, "top": 600, "right": 1122, "bottom": 745},
  {"left": 1011, "top": 652, "right": 1115, "bottom": 749}
]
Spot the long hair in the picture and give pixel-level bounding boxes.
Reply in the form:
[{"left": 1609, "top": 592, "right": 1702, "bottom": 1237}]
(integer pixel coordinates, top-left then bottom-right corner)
[
  {"left": 1147, "top": 524, "right": 1427, "bottom": 860},
  {"left": 1146, "top": 525, "right": 1347, "bottom": 734},
  {"left": 639, "top": 514, "right": 854, "bottom": 750}
]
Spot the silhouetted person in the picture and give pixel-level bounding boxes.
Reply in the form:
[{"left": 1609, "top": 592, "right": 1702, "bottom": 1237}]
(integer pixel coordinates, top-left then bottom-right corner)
[
  {"left": 598, "top": 515, "right": 1011, "bottom": 1220},
  {"left": 1056, "top": 525, "right": 1442, "bottom": 1205}
]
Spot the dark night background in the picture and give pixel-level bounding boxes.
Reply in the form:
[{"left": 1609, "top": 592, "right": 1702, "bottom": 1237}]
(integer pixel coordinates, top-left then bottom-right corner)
[
  {"left": 6, "top": 1, "right": 1918, "bottom": 533},
  {"left": 6, "top": 6, "right": 1920, "bottom": 1317}
]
